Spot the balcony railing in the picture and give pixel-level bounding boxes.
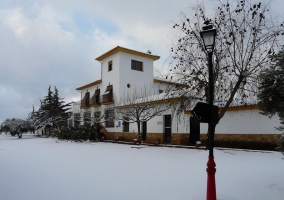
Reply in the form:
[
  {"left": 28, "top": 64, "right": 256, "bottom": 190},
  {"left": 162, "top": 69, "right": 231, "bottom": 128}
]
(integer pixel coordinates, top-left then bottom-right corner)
[
  {"left": 102, "top": 85, "right": 113, "bottom": 104},
  {"left": 91, "top": 89, "right": 101, "bottom": 105},
  {"left": 81, "top": 92, "right": 90, "bottom": 107}
]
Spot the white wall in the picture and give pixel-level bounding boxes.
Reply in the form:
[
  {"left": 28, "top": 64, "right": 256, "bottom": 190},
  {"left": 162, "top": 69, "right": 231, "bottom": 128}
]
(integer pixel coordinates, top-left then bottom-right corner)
[
  {"left": 74, "top": 98, "right": 282, "bottom": 136},
  {"left": 135, "top": 108, "right": 282, "bottom": 136},
  {"left": 118, "top": 52, "right": 155, "bottom": 97},
  {"left": 145, "top": 115, "right": 164, "bottom": 133},
  {"left": 76, "top": 48, "right": 280, "bottom": 137},
  {"left": 199, "top": 109, "right": 281, "bottom": 135},
  {"left": 101, "top": 53, "right": 120, "bottom": 99}
]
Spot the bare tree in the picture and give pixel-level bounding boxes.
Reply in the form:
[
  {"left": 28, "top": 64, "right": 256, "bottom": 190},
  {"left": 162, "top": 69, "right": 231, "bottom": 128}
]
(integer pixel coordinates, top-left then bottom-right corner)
[
  {"left": 166, "top": 0, "right": 284, "bottom": 121},
  {"left": 115, "top": 88, "right": 169, "bottom": 145}
]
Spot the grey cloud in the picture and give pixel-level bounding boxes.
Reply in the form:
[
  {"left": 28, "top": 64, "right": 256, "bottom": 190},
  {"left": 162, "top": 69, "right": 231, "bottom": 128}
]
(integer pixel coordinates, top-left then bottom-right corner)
[{"left": 1, "top": 0, "right": 284, "bottom": 123}]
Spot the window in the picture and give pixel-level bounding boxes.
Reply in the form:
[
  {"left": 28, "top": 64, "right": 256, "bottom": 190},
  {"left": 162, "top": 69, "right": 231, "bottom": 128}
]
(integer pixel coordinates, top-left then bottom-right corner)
[
  {"left": 108, "top": 61, "right": 112, "bottom": 71},
  {"left": 74, "top": 113, "right": 80, "bottom": 126},
  {"left": 93, "top": 111, "right": 101, "bottom": 120},
  {"left": 131, "top": 60, "right": 143, "bottom": 71},
  {"left": 84, "top": 111, "right": 91, "bottom": 125},
  {"left": 123, "top": 117, "right": 129, "bottom": 132},
  {"left": 105, "top": 109, "right": 114, "bottom": 127}
]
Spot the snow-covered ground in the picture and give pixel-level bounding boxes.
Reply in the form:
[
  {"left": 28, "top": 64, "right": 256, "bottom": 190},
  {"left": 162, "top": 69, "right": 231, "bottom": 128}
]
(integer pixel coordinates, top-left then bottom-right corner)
[{"left": 0, "top": 133, "right": 283, "bottom": 200}]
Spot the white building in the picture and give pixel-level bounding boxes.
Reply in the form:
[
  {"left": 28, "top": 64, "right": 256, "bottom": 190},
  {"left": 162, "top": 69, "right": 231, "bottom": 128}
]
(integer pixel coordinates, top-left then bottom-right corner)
[{"left": 73, "top": 46, "right": 281, "bottom": 149}]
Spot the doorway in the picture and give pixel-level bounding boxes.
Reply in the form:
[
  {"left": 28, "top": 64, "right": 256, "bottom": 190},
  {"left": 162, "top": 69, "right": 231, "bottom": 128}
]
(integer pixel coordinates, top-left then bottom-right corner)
[
  {"left": 190, "top": 117, "right": 200, "bottom": 144},
  {"left": 164, "top": 115, "right": 172, "bottom": 142},
  {"left": 142, "top": 121, "right": 147, "bottom": 141}
]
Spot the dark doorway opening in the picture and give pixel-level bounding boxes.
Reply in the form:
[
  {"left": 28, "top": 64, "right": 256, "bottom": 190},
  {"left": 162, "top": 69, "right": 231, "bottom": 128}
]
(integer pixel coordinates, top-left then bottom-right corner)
[
  {"left": 164, "top": 115, "right": 172, "bottom": 142},
  {"left": 142, "top": 121, "right": 147, "bottom": 141},
  {"left": 190, "top": 116, "right": 200, "bottom": 144}
]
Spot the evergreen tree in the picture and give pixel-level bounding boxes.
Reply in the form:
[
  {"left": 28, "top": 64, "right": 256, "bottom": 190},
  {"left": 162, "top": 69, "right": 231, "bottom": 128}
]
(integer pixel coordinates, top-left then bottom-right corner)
[
  {"left": 258, "top": 50, "right": 284, "bottom": 153},
  {"left": 33, "top": 101, "right": 47, "bottom": 131},
  {"left": 30, "top": 86, "right": 71, "bottom": 134},
  {"left": 258, "top": 50, "right": 284, "bottom": 119},
  {"left": 26, "top": 105, "right": 36, "bottom": 134},
  {"left": 52, "top": 86, "right": 72, "bottom": 126},
  {"left": 40, "top": 86, "right": 52, "bottom": 134}
]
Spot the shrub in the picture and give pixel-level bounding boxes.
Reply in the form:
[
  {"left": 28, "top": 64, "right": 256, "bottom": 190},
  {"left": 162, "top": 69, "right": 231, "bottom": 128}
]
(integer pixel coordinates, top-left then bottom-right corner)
[
  {"left": 275, "top": 133, "right": 284, "bottom": 154},
  {"left": 53, "top": 124, "right": 101, "bottom": 142}
]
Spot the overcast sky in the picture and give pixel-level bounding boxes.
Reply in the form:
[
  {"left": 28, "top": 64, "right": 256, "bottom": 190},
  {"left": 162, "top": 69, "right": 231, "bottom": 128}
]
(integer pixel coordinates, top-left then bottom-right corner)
[{"left": 1, "top": 0, "right": 284, "bottom": 123}]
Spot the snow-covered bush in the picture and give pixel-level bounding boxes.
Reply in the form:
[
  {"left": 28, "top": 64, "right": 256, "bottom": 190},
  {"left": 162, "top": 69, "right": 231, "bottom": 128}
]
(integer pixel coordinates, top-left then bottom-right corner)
[
  {"left": 0, "top": 118, "right": 31, "bottom": 138},
  {"left": 275, "top": 133, "right": 284, "bottom": 155},
  {"left": 53, "top": 124, "right": 99, "bottom": 142}
]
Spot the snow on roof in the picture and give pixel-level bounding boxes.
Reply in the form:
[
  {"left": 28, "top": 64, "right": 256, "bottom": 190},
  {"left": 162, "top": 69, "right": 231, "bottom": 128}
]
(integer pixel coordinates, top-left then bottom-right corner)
[
  {"left": 95, "top": 46, "right": 160, "bottom": 61},
  {"left": 153, "top": 76, "right": 188, "bottom": 87},
  {"left": 187, "top": 98, "right": 258, "bottom": 111},
  {"left": 116, "top": 91, "right": 186, "bottom": 108},
  {"left": 76, "top": 79, "right": 102, "bottom": 90}
]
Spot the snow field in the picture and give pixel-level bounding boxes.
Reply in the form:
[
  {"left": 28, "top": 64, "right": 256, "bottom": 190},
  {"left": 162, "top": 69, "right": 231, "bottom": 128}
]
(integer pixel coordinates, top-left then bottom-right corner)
[{"left": 0, "top": 134, "right": 283, "bottom": 200}]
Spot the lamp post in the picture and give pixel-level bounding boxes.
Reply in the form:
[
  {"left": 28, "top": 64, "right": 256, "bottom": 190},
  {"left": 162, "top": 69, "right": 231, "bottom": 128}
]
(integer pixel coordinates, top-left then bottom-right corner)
[{"left": 200, "top": 21, "right": 217, "bottom": 200}]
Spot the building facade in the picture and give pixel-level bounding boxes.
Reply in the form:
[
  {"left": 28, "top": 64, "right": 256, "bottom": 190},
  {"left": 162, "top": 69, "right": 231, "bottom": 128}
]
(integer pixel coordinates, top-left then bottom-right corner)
[{"left": 73, "top": 46, "right": 281, "bottom": 150}]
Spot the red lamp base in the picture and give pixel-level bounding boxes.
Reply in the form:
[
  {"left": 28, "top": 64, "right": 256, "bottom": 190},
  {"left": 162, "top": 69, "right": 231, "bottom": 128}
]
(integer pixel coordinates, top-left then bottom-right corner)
[{"left": 206, "top": 156, "right": 216, "bottom": 200}]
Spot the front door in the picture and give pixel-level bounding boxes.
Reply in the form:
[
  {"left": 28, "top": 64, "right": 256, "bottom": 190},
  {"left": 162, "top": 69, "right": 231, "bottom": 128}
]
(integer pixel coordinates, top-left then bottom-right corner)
[
  {"left": 164, "top": 115, "right": 171, "bottom": 142},
  {"left": 190, "top": 117, "right": 200, "bottom": 144},
  {"left": 142, "top": 121, "right": 147, "bottom": 141}
]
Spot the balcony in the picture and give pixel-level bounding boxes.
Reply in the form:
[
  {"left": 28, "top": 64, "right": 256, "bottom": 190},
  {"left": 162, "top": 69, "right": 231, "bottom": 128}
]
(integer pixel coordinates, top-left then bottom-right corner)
[
  {"left": 102, "top": 85, "right": 113, "bottom": 104},
  {"left": 91, "top": 89, "right": 101, "bottom": 106},
  {"left": 81, "top": 92, "right": 90, "bottom": 108}
]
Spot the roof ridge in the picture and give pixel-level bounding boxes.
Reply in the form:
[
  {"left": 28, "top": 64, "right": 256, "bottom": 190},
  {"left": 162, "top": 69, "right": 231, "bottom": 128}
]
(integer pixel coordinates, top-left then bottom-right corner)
[{"left": 95, "top": 46, "right": 160, "bottom": 61}]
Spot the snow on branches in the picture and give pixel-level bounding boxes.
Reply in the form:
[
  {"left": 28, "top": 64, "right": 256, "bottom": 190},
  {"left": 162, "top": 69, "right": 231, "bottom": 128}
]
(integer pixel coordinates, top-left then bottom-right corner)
[{"left": 167, "top": 0, "right": 284, "bottom": 120}]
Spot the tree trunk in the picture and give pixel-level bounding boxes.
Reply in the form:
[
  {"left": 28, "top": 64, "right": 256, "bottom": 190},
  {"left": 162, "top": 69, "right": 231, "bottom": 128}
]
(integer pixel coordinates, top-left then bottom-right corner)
[
  {"left": 137, "top": 122, "right": 141, "bottom": 146},
  {"left": 17, "top": 132, "right": 22, "bottom": 138}
]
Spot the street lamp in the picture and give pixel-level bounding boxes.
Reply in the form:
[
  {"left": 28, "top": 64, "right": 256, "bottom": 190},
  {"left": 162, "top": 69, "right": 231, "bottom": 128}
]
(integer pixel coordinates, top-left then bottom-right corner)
[{"left": 200, "top": 20, "right": 217, "bottom": 200}]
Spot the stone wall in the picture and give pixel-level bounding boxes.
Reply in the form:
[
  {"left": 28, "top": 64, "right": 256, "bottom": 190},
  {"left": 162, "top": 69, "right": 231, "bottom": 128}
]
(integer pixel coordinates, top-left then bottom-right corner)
[
  {"left": 101, "top": 131, "right": 137, "bottom": 142},
  {"left": 198, "top": 133, "right": 281, "bottom": 150},
  {"left": 102, "top": 129, "right": 281, "bottom": 150},
  {"left": 171, "top": 134, "right": 190, "bottom": 145},
  {"left": 168, "top": 133, "right": 282, "bottom": 149},
  {"left": 102, "top": 131, "right": 164, "bottom": 144},
  {"left": 213, "top": 134, "right": 281, "bottom": 150},
  {"left": 144, "top": 133, "right": 163, "bottom": 144},
  {"left": 170, "top": 133, "right": 281, "bottom": 150}
]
